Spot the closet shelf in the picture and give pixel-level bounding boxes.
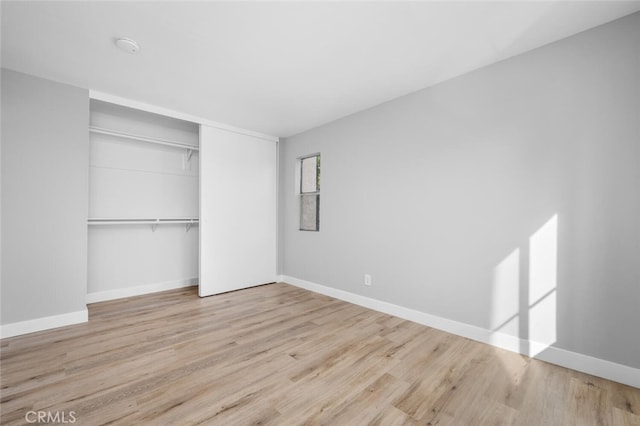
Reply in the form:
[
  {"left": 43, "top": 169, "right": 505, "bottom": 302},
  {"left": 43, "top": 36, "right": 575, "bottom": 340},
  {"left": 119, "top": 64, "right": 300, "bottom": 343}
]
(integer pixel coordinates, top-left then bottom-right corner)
[
  {"left": 89, "top": 126, "right": 199, "bottom": 159},
  {"left": 88, "top": 218, "right": 199, "bottom": 232}
]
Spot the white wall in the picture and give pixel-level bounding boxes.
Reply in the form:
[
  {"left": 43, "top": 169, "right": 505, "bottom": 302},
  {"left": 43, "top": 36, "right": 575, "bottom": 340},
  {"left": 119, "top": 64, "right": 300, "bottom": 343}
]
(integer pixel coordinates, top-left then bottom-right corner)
[
  {"left": 87, "top": 101, "right": 199, "bottom": 300},
  {"left": 1, "top": 69, "right": 89, "bottom": 332},
  {"left": 279, "top": 12, "right": 640, "bottom": 371}
]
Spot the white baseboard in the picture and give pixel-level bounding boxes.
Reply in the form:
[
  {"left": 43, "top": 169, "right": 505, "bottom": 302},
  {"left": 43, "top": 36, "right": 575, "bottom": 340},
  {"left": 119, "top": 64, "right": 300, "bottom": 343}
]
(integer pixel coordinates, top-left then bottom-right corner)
[
  {"left": 86, "top": 278, "right": 198, "bottom": 304},
  {"left": 0, "top": 309, "right": 88, "bottom": 339},
  {"left": 281, "top": 275, "right": 640, "bottom": 389}
]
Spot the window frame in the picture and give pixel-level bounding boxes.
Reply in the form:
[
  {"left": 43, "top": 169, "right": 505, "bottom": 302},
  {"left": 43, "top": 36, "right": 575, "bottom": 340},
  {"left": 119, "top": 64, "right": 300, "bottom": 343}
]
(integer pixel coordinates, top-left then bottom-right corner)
[{"left": 298, "top": 153, "right": 320, "bottom": 232}]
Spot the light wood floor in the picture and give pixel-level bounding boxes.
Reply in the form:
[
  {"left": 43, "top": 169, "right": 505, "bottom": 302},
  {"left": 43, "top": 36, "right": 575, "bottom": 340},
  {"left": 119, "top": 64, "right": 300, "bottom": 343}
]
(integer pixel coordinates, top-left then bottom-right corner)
[{"left": 1, "top": 283, "right": 638, "bottom": 425}]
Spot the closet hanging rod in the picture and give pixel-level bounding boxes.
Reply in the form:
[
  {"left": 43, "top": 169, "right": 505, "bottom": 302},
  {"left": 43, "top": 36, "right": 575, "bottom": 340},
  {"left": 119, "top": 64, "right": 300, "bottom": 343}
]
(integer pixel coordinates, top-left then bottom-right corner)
[
  {"left": 88, "top": 218, "right": 199, "bottom": 224},
  {"left": 89, "top": 126, "right": 200, "bottom": 152},
  {"left": 88, "top": 218, "right": 199, "bottom": 232}
]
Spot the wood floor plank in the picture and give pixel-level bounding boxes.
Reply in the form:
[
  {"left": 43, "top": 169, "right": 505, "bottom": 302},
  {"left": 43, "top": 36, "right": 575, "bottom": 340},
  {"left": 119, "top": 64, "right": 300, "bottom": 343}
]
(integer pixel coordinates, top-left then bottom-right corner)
[{"left": 1, "top": 283, "right": 638, "bottom": 425}]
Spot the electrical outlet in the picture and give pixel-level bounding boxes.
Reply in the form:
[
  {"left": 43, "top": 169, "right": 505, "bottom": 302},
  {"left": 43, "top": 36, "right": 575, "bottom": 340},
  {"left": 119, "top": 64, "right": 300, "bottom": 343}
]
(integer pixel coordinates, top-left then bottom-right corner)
[{"left": 364, "top": 274, "right": 372, "bottom": 286}]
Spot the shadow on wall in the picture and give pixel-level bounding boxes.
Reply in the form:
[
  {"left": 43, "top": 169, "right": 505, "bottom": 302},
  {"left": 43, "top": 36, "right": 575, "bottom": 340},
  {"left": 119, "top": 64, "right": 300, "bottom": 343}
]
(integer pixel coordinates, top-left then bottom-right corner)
[{"left": 490, "top": 214, "right": 558, "bottom": 358}]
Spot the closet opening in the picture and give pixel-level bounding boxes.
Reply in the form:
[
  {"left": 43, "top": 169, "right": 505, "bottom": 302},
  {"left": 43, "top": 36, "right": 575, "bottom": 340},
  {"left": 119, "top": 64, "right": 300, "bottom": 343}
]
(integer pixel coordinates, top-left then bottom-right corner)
[{"left": 87, "top": 100, "right": 200, "bottom": 303}]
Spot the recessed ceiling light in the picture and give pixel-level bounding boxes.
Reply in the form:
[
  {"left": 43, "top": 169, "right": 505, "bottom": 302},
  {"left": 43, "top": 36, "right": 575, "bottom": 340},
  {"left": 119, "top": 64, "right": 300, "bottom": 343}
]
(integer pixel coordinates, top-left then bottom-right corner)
[{"left": 115, "top": 38, "right": 140, "bottom": 54}]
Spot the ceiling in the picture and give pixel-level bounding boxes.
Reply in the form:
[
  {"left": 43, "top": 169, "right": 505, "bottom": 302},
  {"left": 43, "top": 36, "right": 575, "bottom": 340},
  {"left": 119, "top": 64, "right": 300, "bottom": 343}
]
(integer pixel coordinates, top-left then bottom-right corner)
[{"left": 2, "top": 2, "right": 639, "bottom": 137}]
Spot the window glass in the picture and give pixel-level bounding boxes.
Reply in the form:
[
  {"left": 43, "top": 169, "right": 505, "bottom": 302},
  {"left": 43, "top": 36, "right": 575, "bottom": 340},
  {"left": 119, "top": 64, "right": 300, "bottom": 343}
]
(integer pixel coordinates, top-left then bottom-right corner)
[
  {"left": 299, "top": 154, "right": 320, "bottom": 231},
  {"left": 300, "top": 194, "right": 319, "bottom": 231},
  {"left": 301, "top": 155, "right": 318, "bottom": 193}
]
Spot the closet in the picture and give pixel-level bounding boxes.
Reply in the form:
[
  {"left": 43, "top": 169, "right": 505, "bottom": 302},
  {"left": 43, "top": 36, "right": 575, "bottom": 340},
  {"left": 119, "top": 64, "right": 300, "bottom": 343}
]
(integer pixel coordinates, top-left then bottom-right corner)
[
  {"left": 87, "top": 97, "right": 276, "bottom": 302},
  {"left": 199, "top": 125, "right": 277, "bottom": 296}
]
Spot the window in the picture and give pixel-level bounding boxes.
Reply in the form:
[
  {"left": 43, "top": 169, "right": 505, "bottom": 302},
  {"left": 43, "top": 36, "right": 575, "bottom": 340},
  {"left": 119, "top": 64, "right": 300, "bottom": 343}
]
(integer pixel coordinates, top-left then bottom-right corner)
[{"left": 299, "top": 154, "right": 320, "bottom": 231}]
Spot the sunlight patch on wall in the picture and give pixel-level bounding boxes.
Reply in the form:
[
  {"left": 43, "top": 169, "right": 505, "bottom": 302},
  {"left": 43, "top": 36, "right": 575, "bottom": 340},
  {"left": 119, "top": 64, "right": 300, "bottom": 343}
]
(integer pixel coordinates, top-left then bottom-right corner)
[{"left": 528, "top": 214, "right": 558, "bottom": 356}]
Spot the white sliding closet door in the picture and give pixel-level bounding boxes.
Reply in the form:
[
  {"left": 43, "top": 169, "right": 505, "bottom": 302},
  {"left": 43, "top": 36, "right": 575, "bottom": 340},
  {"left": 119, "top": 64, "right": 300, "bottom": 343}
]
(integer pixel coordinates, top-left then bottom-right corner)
[{"left": 199, "top": 125, "right": 277, "bottom": 296}]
